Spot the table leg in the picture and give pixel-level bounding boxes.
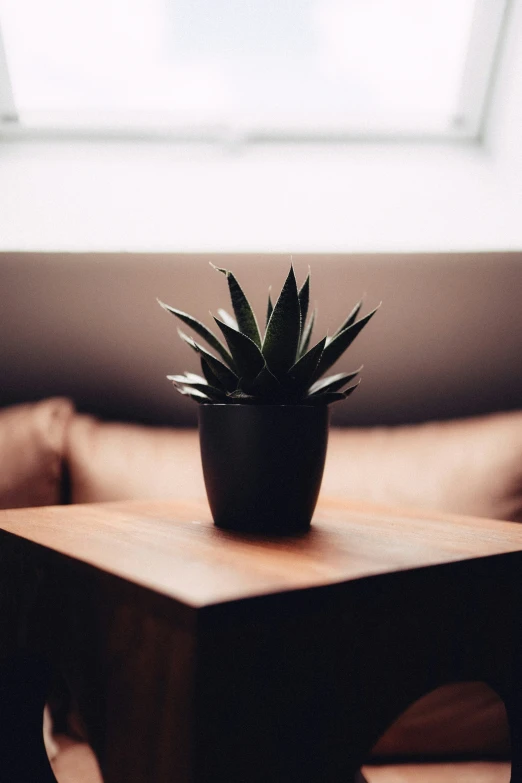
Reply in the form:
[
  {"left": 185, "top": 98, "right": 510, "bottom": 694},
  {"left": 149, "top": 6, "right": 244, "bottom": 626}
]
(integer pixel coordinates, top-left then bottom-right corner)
[
  {"left": 503, "top": 691, "right": 522, "bottom": 783},
  {"left": 0, "top": 654, "right": 56, "bottom": 783}
]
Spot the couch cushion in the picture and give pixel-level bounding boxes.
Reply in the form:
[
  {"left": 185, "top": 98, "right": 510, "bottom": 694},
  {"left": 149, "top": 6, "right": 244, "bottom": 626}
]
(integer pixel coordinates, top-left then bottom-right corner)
[
  {"left": 323, "top": 411, "right": 522, "bottom": 523},
  {"left": 0, "top": 398, "right": 74, "bottom": 509},
  {"left": 65, "top": 416, "right": 205, "bottom": 504}
]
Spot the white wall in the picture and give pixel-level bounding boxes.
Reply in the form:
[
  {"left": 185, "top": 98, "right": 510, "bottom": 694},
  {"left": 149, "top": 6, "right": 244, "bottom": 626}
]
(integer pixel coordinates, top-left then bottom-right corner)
[{"left": 2, "top": 251, "right": 521, "bottom": 426}]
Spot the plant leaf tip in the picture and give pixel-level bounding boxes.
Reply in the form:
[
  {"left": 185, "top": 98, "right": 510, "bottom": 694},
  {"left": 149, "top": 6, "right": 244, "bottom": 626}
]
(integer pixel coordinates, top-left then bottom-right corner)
[
  {"left": 157, "top": 298, "right": 171, "bottom": 312},
  {"left": 209, "top": 261, "right": 228, "bottom": 276}
]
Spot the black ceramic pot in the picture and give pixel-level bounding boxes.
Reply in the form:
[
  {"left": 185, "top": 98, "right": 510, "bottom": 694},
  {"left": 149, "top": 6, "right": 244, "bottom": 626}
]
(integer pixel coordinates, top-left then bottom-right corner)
[{"left": 198, "top": 404, "right": 329, "bottom": 535}]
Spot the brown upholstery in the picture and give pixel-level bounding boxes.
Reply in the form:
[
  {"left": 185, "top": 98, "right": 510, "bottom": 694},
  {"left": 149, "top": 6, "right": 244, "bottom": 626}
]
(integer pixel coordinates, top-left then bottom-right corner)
[
  {"left": 65, "top": 415, "right": 205, "bottom": 503},
  {"left": 322, "top": 412, "right": 522, "bottom": 523},
  {"left": 0, "top": 398, "right": 74, "bottom": 509}
]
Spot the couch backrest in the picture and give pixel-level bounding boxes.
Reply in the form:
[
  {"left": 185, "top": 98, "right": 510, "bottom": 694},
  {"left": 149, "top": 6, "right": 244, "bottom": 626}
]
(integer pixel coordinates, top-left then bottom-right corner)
[{"left": 2, "top": 251, "right": 521, "bottom": 426}]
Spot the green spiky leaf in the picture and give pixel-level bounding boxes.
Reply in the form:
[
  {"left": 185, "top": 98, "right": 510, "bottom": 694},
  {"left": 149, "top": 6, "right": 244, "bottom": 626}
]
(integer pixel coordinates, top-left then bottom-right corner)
[
  {"left": 179, "top": 371, "right": 207, "bottom": 384},
  {"left": 174, "top": 385, "right": 210, "bottom": 403},
  {"left": 167, "top": 373, "right": 205, "bottom": 385},
  {"left": 308, "top": 368, "right": 362, "bottom": 397},
  {"left": 168, "top": 376, "right": 228, "bottom": 402},
  {"left": 157, "top": 300, "right": 234, "bottom": 368},
  {"left": 178, "top": 330, "right": 238, "bottom": 392},
  {"left": 263, "top": 266, "right": 301, "bottom": 374},
  {"left": 266, "top": 289, "right": 273, "bottom": 329},
  {"left": 332, "top": 298, "right": 364, "bottom": 338},
  {"left": 214, "top": 317, "right": 265, "bottom": 380},
  {"left": 211, "top": 265, "right": 262, "bottom": 348},
  {"left": 342, "top": 380, "right": 361, "bottom": 397},
  {"left": 217, "top": 308, "right": 238, "bottom": 330},
  {"left": 228, "top": 390, "right": 258, "bottom": 403},
  {"left": 160, "top": 263, "right": 378, "bottom": 407},
  {"left": 288, "top": 337, "right": 326, "bottom": 388},
  {"left": 308, "top": 381, "right": 361, "bottom": 405},
  {"left": 314, "top": 304, "right": 380, "bottom": 380},
  {"left": 200, "top": 356, "right": 224, "bottom": 389},
  {"left": 248, "top": 365, "right": 282, "bottom": 397},
  {"left": 306, "top": 392, "right": 346, "bottom": 405},
  {"left": 298, "top": 271, "right": 310, "bottom": 334},
  {"left": 299, "top": 307, "right": 316, "bottom": 358}
]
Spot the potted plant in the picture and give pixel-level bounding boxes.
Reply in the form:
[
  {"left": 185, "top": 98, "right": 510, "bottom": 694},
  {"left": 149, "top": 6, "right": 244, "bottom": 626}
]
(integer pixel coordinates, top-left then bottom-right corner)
[{"left": 159, "top": 264, "right": 379, "bottom": 535}]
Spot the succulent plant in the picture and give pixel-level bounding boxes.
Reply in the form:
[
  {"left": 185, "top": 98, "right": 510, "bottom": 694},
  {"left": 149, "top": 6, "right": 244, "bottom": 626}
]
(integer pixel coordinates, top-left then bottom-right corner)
[{"left": 158, "top": 264, "right": 379, "bottom": 406}]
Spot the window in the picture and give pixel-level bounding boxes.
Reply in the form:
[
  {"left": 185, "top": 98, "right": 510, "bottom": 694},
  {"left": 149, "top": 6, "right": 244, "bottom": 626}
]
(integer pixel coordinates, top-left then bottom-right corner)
[{"left": 0, "top": 0, "right": 510, "bottom": 142}]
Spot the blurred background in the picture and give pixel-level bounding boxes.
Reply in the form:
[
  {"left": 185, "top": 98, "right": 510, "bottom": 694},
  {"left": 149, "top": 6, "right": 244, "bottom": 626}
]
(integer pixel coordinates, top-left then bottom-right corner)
[
  {"left": 0, "top": 0, "right": 520, "bottom": 253},
  {"left": 0, "top": 1, "right": 521, "bottom": 425}
]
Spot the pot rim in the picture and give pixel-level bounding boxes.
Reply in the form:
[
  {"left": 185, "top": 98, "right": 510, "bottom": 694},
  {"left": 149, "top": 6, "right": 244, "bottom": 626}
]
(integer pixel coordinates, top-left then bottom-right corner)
[{"left": 199, "top": 403, "right": 327, "bottom": 409}]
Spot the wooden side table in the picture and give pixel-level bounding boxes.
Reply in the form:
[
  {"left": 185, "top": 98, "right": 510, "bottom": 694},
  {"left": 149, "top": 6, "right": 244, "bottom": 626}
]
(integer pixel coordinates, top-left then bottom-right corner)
[{"left": 0, "top": 497, "right": 521, "bottom": 783}]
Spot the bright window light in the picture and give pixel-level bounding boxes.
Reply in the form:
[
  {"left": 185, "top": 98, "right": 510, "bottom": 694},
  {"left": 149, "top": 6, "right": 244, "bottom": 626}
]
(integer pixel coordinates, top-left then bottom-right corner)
[{"left": 0, "top": 0, "right": 510, "bottom": 140}]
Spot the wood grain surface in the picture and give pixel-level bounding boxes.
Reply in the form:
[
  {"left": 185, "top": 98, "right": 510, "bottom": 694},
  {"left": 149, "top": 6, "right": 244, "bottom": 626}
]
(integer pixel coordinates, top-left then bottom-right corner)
[
  {"left": 1, "top": 499, "right": 521, "bottom": 782},
  {"left": 0, "top": 497, "right": 521, "bottom": 608}
]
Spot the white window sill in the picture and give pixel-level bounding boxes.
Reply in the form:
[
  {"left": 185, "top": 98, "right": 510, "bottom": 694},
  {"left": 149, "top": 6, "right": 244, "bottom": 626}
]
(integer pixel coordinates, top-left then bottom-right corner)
[{"left": 0, "top": 137, "right": 521, "bottom": 254}]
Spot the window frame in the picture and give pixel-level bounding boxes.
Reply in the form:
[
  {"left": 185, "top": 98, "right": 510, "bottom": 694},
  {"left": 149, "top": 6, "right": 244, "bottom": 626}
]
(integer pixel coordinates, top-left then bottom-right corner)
[
  {"left": 0, "top": 0, "right": 512, "bottom": 145},
  {"left": 455, "top": 0, "right": 512, "bottom": 140},
  {"left": 0, "top": 21, "right": 16, "bottom": 123}
]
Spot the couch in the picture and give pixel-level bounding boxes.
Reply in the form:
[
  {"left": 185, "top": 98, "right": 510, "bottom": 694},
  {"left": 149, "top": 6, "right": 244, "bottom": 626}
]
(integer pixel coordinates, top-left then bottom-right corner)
[{"left": 2, "top": 251, "right": 521, "bottom": 781}]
